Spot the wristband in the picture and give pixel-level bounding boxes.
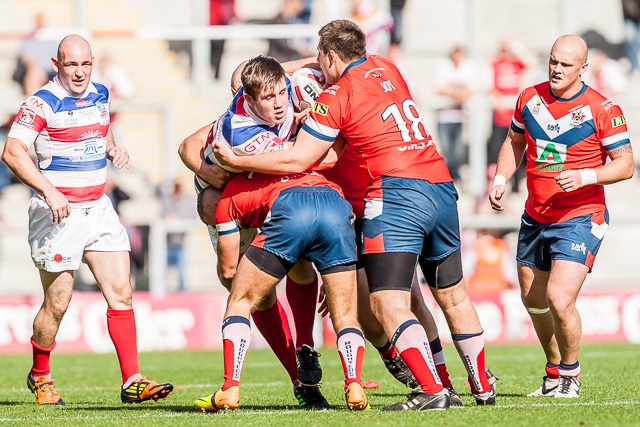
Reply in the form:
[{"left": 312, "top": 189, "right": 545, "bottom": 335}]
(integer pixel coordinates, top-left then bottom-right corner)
[
  {"left": 492, "top": 174, "right": 507, "bottom": 188},
  {"left": 578, "top": 168, "right": 598, "bottom": 187}
]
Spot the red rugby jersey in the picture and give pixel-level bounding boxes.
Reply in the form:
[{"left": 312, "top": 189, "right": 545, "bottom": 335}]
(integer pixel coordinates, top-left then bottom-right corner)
[
  {"left": 302, "top": 55, "right": 452, "bottom": 199},
  {"left": 511, "top": 82, "right": 630, "bottom": 223}
]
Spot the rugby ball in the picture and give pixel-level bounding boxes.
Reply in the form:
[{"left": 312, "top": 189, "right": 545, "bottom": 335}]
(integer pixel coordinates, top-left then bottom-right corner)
[{"left": 290, "top": 68, "right": 324, "bottom": 111}]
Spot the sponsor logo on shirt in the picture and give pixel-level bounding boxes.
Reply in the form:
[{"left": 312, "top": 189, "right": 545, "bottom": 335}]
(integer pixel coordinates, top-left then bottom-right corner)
[
  {"left": 535, "top": 139, "right": 567, "bottom": 172},
  {"left": 611, "top": 115, "right": 626, "bottom": 128},
  {"left": 365, "top": 67, "right": 385, "bottom": 78},
  {"left": 17, "top": 108, "right": 36, "bottom": 128},
  {"left": 312, "top": 103, "right": 329, "bottom": 116},
  {"left": 75, "top": 99, "right": 94, "bottom": 108},
  {"left": 532, "top": 100, "right": 541, "bottom": 115}
]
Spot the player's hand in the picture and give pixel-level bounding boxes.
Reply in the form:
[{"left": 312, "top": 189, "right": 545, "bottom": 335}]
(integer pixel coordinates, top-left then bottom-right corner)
[
  {"left": 213, "top": 140, "right": 236, "bottom": 168},
  {"left": 294, "top": 107, "right": 311, "bottom": 126},
  {"left": 200, "top": 163, "right": 235, "bottom": 190},
  {"left": 488, "top": 184, "right": 506, "bottom": 211},
  {"left": 555, "top": 170, "right": 582, "bottom": 192},
  {"left": 42, "top": 187, "right": 70, "bottom": 224},
  {"left": 107, "top": 146, "right": 131, "bottom": 169},
  {"left": 317, "top": 284, "right": 329, "bottom": 318}
]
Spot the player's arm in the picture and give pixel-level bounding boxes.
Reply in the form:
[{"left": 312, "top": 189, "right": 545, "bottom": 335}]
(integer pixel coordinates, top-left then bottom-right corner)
[
  {"left": 178, "top": 123, "right": 235, "bottom": 189},
  {"left": 489, "top": 128, "right": 526, "bottom": 211},
  {"left": 555, "top": 143, "right": 634, "bottom": 192},
  {"left": 216, "top": 231, "right": 241, "bottom": 291},
  {"left": 2, "top": 136, "right": 70, "bottom": 223},
  {"left": 281, "top": 56, "right": 320, "bottom": 74},
  {"left": 214, "top": 127, "right": 333, "bottom": 174},
  {"left": 105, "top": 128, "right": 131, "bottom": 169},
  {"left": 312, "top": 135, "right": 347, "bottom": 170}
]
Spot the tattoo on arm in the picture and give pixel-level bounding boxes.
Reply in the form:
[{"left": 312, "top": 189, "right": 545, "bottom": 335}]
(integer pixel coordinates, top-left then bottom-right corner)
[{"left": 609, "top": 143, "right": 633, "bottom": 157}]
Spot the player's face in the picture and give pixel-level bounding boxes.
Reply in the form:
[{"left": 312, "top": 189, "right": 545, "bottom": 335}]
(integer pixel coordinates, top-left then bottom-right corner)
[
  {"left": 247, "top": 76, "right": 289, "bottom": 125},
  {"left": 317, "top": 46, "right": 339, "bottom": 85},
  {"left": 548, "top": 45, "right": 587, "bottom": 97},
  {"left": 52, "top": 45, "right": 93, "bottom": 96}
]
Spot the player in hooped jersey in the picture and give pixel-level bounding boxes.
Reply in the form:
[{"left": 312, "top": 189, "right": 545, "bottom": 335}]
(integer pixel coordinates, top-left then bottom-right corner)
[
  {"left": 1, "top": 34, "right": 173, "bottom": 405},
  {"left": 489, "top": 35, "right": 634, "bottom": 398},
  {"left": 193, "top": 170, "right": 370, "bottom": 412},
  {"left": 214, "top": 20, "right": 496, "bottom": 410},
  {"left": 180, "top": 56, "right": 333, "bottom": 410}
]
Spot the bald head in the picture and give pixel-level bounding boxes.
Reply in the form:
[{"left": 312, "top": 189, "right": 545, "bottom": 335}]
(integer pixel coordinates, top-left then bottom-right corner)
[
  {"left": 551, "top": 34, "right": 588, "bottom": 64},
  {"left": 53, "top": 34, "right": 94, "bottom": 96},
  {"left": 57, "top": 34, "right": 92, "bottom": 61},
  {"left": 231, "top": 60, "right": 249, "bottom": 96},
  {"left": 548, "top": 34, "right": 589, "bottom": 98}
]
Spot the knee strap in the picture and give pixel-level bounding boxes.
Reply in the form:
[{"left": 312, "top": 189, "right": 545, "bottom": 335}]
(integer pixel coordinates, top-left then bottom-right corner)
[{"left": 526, "top": 307, "right": 550, "bottom": 315}]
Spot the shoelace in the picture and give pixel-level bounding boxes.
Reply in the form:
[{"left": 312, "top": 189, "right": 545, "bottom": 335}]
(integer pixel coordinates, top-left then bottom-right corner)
[
  {"left": 299, "top": 351, "right": 320, "bottom": 370},
  {"left": 36, "top": 380, "right": 58, "bottom": 397},
  {"left": 559, "top": 376, "right": 580, "bottom": 394}
]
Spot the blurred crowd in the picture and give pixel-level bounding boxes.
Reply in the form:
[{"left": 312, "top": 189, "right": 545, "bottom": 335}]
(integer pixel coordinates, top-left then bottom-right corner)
[{"left": 1, "top": 0, "right": 639, "bottom": 295}]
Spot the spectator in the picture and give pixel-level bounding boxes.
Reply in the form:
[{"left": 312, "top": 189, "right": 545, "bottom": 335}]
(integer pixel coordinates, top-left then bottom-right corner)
[
  {"left": 92, "top": 54, "right": 135, "bottom": 100},
  {"left": 623, "top": 0, "right": 640, "bottom": 74},
  {"left": 583, "top": 48, "right": 628, "bottom": 98},
  {"left": 159, "top": 177, "right": 197, "bottom": 292},
  {"left": 463, "top": 229, "right": 517, "bottom": 296},
  {"left": 387, "top": 0, "right": 407, "bottom": 63},
  {"left": 350, "top": 0, "right": 394, "bottom": 55},
  {"left": 486, "top": 38, "right": 532, "bottom": 193},
  {"left": 434, "top": 46, "right": 477, "bottom": 181},
  {"left": 264, "top": 0, "right": 310, "bottom": 62},
  {"left": 13, "top": 13, "right": 57, "bottom": 96},
  {"left": 0, "top": 115, "right": 16, "bottom": 194},
  {"left": 209, "top": 0, "right": 238, "bottom": 80}
]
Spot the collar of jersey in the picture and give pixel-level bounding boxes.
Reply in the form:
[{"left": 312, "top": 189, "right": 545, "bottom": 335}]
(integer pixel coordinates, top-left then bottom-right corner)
[
  {"left": 549, "top": 81, "right": 588, "bottom": 102},
  {"left": 342, "top": 57, "right": 368, "bottom": 77}
]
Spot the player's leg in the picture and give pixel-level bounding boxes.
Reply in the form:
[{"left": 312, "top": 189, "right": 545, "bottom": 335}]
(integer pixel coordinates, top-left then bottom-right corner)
[
  {"left": 196, "top": 252, "right": 282, "bottom": 412},
  {"left": 420, "top": 181, "right": 494, "bottom": 405},
  {"left": 86, "top": 250, "right": 174, "bottom": 404},
  {"left": 196, "top": 185, "right": 222, "bottom": 228},
  {"left": 27, "top": 269, "right": 74, "bottom": 406},
  {"left": 365, "top": 252, "right": 449, "bottom": 412},
  {"left": 546, "top": 259, "right": 588, "bottom": 398},
  {"left": 286, "top": 259, "right": 323, "bottom": 386},
  {"left": 421, "top": 252, "right": 495, "bottom": 405},
  {"left": 320, "top": 267, "right": 369, "bottom": 411},
  {"left": 518, "top": 262, "right": 561, "bottom": 396},
  {"left": 409, "top": 274, "right": 460, "bottom": 405},
  {"left": 355, "top": 268, "right": 418, "bottom": 388}
]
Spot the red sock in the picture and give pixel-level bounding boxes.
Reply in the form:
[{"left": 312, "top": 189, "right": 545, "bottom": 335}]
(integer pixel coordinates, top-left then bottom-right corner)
[
  {"left": 546, "top": 363, "right": 560, "bottom": 379},
  {"left": 430, "top": 338, "right": 453, "bottom": 389},
  {"left": 251, "top": 300, "right": 298, "bottom": 382},
  {"left": 285, "top": 274, "right": 318, "bottom": 348},
  {"left": 452, "top": 332, "right": 490, "bottom": 394},
  {"left": 393, "top": 320, "right": 443, "bottom": 394},
  {"left": 337, "top": 328, "right": 366, "bottom": 387},
  {"left": 221, "top": 316, "right": 251, "bottom": 390},
  {"left": 31, "top": 337, "right": 55, "bottom": 378},
  {"left": 107, "top": 309, "right": 140, "bottom": 384},
  {"left": 374, "top": 341, "right": 397, "bottom": 360}
]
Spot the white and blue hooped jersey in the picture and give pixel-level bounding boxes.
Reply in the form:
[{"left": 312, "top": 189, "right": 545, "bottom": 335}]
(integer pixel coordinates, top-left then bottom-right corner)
[{"left": 199, "top": 77, "right": 296, "bottom": 179}]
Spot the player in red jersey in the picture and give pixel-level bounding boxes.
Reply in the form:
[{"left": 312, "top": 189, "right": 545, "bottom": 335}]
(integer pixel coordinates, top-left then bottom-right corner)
[
  {"left": 489, "top": 35, "right": 634, "bottom": 398},
  {"left": 194, "top": 170, "right": 369, "bottom": 412},
  {"left": 214, "top": 20, "right": 496, "bottom": 410}
]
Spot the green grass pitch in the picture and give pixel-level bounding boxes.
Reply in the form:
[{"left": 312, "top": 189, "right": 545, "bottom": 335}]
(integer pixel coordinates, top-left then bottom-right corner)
[{"left": 0, "top": 343, "right": 638, "bottom": 426}]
